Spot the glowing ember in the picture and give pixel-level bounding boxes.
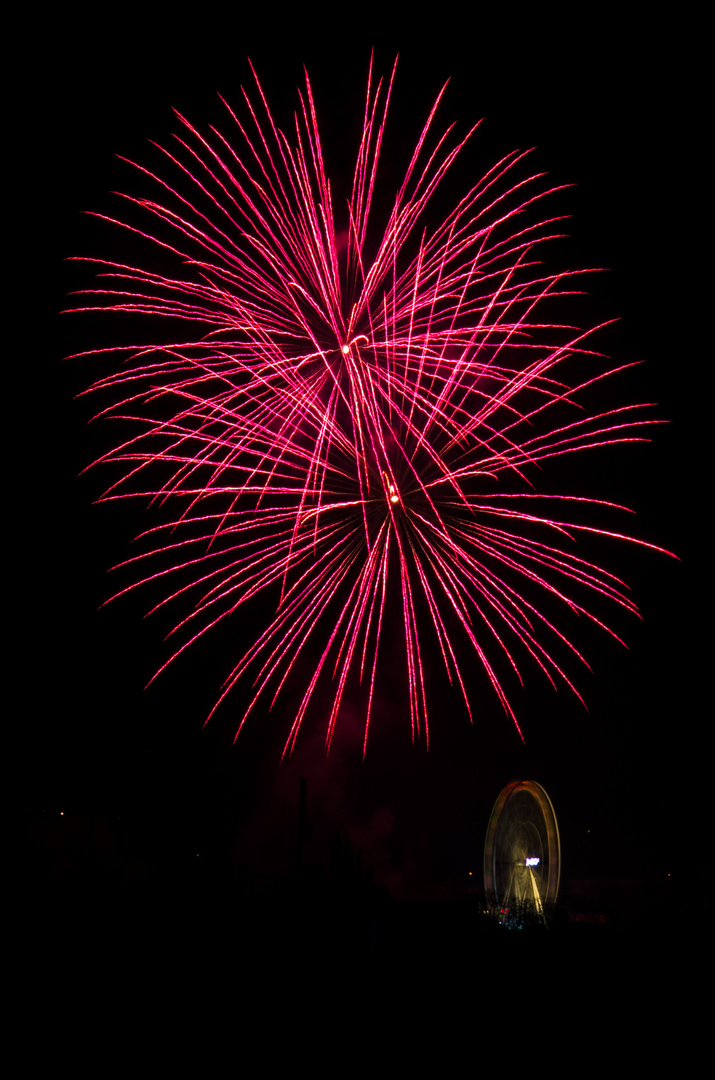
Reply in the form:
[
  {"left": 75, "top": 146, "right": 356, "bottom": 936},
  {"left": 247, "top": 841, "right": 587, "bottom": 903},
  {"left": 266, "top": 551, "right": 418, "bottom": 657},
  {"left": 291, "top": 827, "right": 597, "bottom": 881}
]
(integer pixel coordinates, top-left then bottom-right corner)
[{"left": 69, "top": 58, "right": 672, "bottom": 756}]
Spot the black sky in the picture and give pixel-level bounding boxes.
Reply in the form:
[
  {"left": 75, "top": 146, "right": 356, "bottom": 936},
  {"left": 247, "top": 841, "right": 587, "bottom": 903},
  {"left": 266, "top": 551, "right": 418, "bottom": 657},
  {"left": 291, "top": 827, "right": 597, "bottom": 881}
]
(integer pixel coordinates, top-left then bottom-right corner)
[{"left": 24, "top": 9, "right": 701, "bottom": 904}]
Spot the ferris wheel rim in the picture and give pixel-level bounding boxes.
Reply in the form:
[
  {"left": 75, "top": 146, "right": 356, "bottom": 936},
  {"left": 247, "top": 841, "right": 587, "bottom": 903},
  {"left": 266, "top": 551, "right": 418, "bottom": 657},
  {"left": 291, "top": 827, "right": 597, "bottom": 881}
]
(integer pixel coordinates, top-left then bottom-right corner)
[{"left": 483, "top": 779, "right": 561, "bottom": 910}]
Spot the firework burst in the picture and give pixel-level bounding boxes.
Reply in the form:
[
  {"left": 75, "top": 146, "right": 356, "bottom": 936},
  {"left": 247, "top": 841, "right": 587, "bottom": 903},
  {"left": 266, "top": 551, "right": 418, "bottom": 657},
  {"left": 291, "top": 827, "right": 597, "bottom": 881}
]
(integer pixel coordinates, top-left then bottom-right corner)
[{"left": 68, "top": 58, "right": 670, "bottom": 756}]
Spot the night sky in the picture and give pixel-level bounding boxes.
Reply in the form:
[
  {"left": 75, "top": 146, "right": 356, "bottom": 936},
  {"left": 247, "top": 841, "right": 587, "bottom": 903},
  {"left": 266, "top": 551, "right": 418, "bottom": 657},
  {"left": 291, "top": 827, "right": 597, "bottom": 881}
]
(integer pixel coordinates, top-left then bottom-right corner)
[{"left": 23, "top": 10, "right": 701, "bottom": 919}]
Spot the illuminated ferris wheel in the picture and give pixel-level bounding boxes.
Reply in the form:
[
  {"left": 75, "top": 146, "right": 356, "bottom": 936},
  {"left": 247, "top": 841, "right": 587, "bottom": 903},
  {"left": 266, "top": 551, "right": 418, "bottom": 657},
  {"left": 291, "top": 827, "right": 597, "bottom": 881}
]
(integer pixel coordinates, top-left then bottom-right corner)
[{"left": 484, "top": 780, "right": 561, "bottom": 917}]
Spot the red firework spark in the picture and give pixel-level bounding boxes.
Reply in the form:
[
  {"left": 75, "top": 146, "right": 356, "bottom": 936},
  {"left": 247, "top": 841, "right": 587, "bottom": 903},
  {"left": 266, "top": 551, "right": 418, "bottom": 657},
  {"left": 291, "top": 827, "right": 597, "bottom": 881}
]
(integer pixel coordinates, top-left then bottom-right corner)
[{"left": 68, "top": 59, "right": 672, "bottom": 756}]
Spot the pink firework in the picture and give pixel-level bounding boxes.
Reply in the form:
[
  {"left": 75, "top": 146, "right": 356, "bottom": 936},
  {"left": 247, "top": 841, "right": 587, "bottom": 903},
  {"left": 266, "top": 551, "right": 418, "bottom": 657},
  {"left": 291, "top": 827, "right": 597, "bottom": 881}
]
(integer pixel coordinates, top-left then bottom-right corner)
[{"left": 69, "top": 59, "right": 670, "bottom": 756}]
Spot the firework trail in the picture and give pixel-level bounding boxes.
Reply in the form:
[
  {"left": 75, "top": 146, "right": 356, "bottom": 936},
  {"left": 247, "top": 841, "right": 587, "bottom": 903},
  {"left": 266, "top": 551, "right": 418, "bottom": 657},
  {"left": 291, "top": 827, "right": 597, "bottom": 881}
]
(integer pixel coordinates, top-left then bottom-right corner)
[{"left": 68, "top": 59, "right": 671, "bottom": 755}]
